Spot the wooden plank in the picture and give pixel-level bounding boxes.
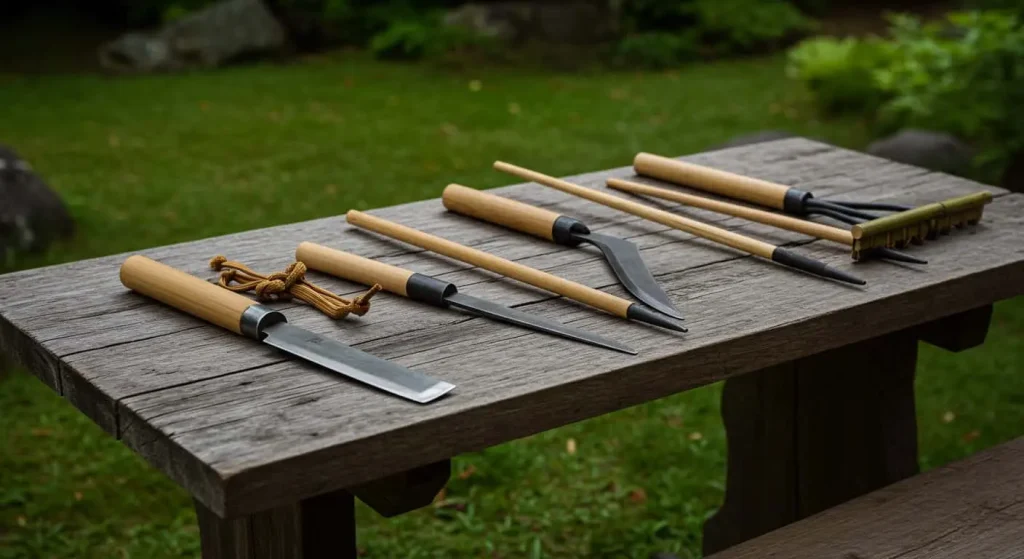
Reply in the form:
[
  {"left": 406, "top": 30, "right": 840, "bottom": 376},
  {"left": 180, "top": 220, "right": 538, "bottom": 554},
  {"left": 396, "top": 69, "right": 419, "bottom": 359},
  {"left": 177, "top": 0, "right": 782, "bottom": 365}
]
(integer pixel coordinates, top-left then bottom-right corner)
[
  {"left": 706, "top": 437, "right": 1024, "bottom": 559},
  {"left": 195, "top": 490, "right": 355, "bottom": 559},
  {"left": 0, "top": 139, "right": 1021, "bottom": 517}
]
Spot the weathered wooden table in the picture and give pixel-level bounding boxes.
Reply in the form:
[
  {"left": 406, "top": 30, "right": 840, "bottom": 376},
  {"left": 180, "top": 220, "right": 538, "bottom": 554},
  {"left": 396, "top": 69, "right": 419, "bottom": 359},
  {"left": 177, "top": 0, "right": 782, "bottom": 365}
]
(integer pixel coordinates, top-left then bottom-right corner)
[{"left": 1, "top": 139, "right": 1021, "bottom": 558}]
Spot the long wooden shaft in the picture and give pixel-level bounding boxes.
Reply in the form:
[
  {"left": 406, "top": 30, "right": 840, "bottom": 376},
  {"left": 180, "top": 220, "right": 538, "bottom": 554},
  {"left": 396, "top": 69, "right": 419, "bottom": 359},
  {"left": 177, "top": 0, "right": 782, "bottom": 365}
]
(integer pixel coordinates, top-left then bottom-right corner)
[
  {"left": 633, "top": 153, "right": 792, "bottom": 210},
  {"left": 345, "top": 210, "right": 634, "bottom": 318},
  {"left": 493, "top": 162, "right": 778, "bottom": 259},
  {"left": 606, "top": 178, "right": 854, "bottom": 245}
]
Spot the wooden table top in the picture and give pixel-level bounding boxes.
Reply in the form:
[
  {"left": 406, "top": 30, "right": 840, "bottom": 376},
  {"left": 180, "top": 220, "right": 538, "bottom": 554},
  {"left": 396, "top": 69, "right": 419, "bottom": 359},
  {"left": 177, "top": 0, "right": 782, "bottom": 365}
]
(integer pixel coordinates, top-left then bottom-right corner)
[{"left": 1, "top": 139, "right": 1021, "bottom": 518}]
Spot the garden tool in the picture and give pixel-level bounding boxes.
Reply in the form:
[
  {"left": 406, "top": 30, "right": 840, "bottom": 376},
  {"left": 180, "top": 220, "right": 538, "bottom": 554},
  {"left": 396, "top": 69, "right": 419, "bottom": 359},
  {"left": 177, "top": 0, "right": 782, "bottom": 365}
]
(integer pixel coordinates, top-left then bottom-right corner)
[
  {"left": 633, "top": 152, "right": 993, "bottom": 259},
  {"left": 440, "top": 184, "right": 684, "bottom": 320},
  {"left": 492, "top": 161, "right": 866, "bottom": 286},
  {"left": 119, "top": 255, "right": 454, "bottom": 404},
  {"left": 296, "top": 242, "right": 637, "bottom": 354},
  {"left": 345, "top": 210, "right": 687, "bottom": 332},
  {"left": 605, "top": 178, "right": 927, "bottom": 264}
]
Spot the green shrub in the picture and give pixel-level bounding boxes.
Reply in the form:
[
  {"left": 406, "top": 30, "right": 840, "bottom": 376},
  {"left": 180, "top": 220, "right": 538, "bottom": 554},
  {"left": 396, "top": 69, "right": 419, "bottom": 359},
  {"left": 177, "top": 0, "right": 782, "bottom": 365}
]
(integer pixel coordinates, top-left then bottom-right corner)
[
  {"left": 688, "top": 0, "right": 815, "bottom": 55},
  {"left": 369, "top": 14, "right": 493, "bottom": 61},
  {"left": 786, "top": 36, "right": 895, "bottom": 112},
  {"left": 875, "top": 11, "right": 1024, "bottom": 173},
  {"left": 619, "top": 0, "right": 814, "bottom": 58},
  {"left": 615, "top": 31, "right": 699, "bottom": 69},
  {"left": 788, "top": 10, "right": 1024, "bottom": 180}
]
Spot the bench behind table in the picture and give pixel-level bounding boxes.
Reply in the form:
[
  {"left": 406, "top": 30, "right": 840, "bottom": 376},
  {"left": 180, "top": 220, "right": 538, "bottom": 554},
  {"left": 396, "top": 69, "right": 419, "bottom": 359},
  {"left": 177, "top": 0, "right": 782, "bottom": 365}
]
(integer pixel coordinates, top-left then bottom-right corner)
[{"left": 707, "top": 436, "right": 1024, "bottom": 559}]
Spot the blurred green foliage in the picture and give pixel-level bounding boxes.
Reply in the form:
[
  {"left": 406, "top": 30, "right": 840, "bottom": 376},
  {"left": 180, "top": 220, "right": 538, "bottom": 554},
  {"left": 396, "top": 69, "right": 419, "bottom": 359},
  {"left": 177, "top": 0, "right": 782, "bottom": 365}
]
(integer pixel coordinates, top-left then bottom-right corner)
[
  {"left": 787, "top": 10, "right": 1024, "bottom": 181},
  {"left": 616, "top": 0, "right": 814, "bottom": 68}
]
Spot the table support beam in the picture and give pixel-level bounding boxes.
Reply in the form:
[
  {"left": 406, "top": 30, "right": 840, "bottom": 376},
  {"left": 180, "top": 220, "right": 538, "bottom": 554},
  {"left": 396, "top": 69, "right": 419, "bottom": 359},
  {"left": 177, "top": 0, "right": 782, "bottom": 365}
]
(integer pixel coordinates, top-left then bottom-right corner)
[
  {"left": 702, "top": 305, "right": 993, "bottom": 556},
  {"left": 195, "top": 490, "right": 356, "bottom": 559}
]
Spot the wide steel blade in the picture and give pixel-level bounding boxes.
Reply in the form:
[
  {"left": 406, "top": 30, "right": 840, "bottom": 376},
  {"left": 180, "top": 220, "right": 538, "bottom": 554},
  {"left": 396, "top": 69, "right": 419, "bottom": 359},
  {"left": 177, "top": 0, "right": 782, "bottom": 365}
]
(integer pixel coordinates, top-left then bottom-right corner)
[
  {"left": 575, "top": 232, "right": 685, "bottom": 320},
  {"left": 261, "top": 323, "right": 454, "bottom": 404},
  {"left": 445, "top": 292, "right": 637, "bottom": 355}
]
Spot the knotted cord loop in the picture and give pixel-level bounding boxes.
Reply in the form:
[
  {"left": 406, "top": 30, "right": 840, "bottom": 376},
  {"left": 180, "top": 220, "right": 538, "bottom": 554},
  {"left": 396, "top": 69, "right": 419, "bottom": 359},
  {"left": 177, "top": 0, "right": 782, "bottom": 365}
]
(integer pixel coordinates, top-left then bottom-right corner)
[{"left": 209, "top": 255, "right": 381, "bottom": 319}]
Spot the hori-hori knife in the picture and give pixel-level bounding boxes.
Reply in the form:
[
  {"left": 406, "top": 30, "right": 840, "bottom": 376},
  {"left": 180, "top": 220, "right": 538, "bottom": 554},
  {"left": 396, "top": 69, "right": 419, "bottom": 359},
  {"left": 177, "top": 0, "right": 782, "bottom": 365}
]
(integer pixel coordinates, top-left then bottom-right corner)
[
  {"left": 119, "top": 255, "right": 454, "bottom": 404},
  {"left": 296, "top": 242, "right": 636, "bottom": 354},
  {"left": 442, "top": 184, "right": 685, "bottom": 320}
]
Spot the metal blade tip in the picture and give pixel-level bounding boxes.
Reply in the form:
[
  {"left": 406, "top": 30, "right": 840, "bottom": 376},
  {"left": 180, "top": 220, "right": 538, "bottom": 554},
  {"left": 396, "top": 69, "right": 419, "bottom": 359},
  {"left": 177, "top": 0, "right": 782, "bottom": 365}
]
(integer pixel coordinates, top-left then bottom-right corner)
[{"left": 627, "top": 304, "right": 688, "bottom": 332}]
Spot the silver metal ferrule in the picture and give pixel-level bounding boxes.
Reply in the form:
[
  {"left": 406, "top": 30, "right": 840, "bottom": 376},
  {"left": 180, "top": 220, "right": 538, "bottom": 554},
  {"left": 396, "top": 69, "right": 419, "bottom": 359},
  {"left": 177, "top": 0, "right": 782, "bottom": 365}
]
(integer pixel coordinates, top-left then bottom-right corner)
[{"left": 239, "top": 304, "right": 287, "bottom": 340}]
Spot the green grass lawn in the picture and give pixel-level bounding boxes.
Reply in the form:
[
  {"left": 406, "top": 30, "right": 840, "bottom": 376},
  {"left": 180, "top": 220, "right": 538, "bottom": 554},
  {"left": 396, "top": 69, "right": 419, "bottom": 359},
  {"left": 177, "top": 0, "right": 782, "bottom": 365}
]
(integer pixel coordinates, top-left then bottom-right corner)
[{"left": 1, "top": 52, "right": 1021, "bottom": 559}]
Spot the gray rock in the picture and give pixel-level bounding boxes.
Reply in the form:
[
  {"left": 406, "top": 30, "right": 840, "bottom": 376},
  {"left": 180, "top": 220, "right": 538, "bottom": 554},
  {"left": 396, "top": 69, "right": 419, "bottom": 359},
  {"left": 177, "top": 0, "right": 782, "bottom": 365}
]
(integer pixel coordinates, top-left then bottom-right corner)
[
  {"left": 98, "top": 0, "right": 287, "bottom": 73},
  {"left": 443, "top": 1, "right": 618, "bottom": 45},
  {"left": 867, "top": 129, "right": 975, "bottom": 175},
  {"left": 0, "top": 145, "right": 75, "bottom": 260}
]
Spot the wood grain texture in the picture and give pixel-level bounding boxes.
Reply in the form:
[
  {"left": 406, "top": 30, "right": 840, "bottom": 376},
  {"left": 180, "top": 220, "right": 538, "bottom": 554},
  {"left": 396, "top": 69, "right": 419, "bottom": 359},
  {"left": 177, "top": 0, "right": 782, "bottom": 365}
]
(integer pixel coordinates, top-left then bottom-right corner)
[
  {"left": 706, "top": 437, "right": 1024, "bottom": 559},
  {"left": 1, "top": 139, "right": 1021, "bottom": 518},
  {"left": 703, "top": 330, "right": 920, "bottom": 554},
  {"left": 634, "top": 152, "right": 793, "bottom": 209},
  {"left": 442, "top": 183, "right": 561, "bottom": 241},
  {"left": 297, "top": 242, "right": 413, "bottom": 296},
  {"left": 495, "top": 160, "right": 780, "bottom": 259},
  {"left": 196, "top": 490, "right": 355, "bottom": 559}
]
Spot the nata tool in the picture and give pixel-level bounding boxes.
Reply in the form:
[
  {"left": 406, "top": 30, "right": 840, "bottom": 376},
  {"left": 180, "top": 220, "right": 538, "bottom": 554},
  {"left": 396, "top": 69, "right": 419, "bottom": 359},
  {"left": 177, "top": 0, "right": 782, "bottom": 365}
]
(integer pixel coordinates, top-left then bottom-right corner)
[
  {"left": 120, "top": 255, "right": 454, "bottom": 404},
  {"left": 345, "top": 210, "right": 686, "bottom": 332},
  {"left": 606, "top": 178, "right": 926, "bottom": 264},
  {"left": 633, "top": 152, "right": 992, "bottom": 259},
  {"left": 441, "top": 184, "right": 684, "bottom": 320},
  {"left": 493, "top": 161, "right": 866, "bottom": 286},
  {"left": 297, "top": 242, "right": 637, "bottom": 354}
]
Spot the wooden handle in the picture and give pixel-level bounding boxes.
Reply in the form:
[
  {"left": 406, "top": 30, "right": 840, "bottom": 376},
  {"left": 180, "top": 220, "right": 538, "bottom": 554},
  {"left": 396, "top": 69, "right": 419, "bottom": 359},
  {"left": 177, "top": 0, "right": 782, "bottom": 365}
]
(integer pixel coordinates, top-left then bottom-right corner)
[
  {"left": 606, "top": 178, "right": 853, "bottom": 245},
  {"left": 442, "top": 184, "right": 561, "bottom": 241},
  {"left": 345, "top": 210, "right": 633, "bottom": 318},
  {"left": 119, "top": 255, "right": 253, "bottom": 335},
  {"left": 494, "top": 161, "right": 778, "bottom": 259},
  {"left": 633, "top": 152, "right": 791, "bottom": 210},
  {"left": 296, "top": 242, "right": 413, "bottom": 296}
]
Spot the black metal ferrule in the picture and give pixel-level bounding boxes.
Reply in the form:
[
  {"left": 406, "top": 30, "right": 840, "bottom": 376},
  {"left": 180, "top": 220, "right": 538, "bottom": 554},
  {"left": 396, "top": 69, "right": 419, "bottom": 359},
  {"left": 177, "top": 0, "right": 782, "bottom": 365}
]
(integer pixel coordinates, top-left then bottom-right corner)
[
  {"left": 771, "top": 247, "right": 866, "bottom": 286},
  {"left": 782, "top": 188, "right": 813, "bottom": 215},
  {"left": 551, "top": 216, "right": 589, "bottom": 247},
  {"left": 405, "top": 273, "right": 458, "bottom": 307}
]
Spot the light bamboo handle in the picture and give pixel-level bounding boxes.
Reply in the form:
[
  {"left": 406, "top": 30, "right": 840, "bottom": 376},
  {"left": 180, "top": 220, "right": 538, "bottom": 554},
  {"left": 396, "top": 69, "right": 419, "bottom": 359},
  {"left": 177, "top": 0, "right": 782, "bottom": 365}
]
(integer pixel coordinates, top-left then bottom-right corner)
[
  {"left": 606, "top": 178, "right": 853, "bottom": 245},
  {"left": 634, "top": 153, "right": 791, "bottom": 210},
  {"left": 296, "top": 242, "right": 414, "bottom": 296},
  {"left": 442, "top": 184, "right": 560, "bottom": 241},
  {"left": 120, "top": 255, "right": 254, "bottom": 335},
  {"left": 493, "top": 161, "right": 777, "bottom": 259},
  {"left": 345, "top": 210, "right": 633, "bottom": 318}
]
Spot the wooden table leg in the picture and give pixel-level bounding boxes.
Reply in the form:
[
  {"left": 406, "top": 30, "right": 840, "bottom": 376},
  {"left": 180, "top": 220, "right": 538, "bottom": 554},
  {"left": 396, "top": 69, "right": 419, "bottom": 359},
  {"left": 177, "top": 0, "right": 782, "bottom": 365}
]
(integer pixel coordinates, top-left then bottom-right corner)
[
  {"left": 193, "top": 460, "right": 449, "bottom": 558},
  {"left": 702, "top": 305, "right": 994, "bottom": 556},
  {"left": 195, "top": 490, "right": 356, "bottom": 559}
]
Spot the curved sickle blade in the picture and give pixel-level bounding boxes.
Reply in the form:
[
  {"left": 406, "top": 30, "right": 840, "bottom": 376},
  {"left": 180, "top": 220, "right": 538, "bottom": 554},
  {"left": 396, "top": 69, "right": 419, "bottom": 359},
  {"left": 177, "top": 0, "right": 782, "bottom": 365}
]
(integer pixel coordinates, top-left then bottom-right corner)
[
  {"left": 261, "top": 323, "right": 454, "bottom": 404},
  {"left": 575, "top": 232, "right": 685, "bottom": 320},
  {"left": 445, "top": 292, "right": 637, "bottom": 355}
]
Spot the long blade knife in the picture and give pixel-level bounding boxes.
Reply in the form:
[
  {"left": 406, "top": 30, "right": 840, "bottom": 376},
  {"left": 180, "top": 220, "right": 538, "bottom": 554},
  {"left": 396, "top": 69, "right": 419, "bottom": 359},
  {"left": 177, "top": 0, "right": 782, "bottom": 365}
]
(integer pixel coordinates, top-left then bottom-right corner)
[
  {"left": 442, "top": 184, "right": 684, "bottom": 320},
  {"left": 119, "top": 255, "right": 454, "bottom": 404},
  {"left": 296, "top": 242, "right": 637, "bottom": 355}
]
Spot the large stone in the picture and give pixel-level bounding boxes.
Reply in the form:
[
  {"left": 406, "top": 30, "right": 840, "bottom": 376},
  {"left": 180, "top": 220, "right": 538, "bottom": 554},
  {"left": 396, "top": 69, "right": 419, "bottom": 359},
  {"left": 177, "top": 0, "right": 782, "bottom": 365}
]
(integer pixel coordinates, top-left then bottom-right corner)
[
  {"left": 98, "top": 0, "right": 287, "bottom": 73},
  {"left": 443, "top": 1, "right": 618, "bottom": 45},
  {"left": 0, "top": 146, "right": 75, "bottom": 260},
  {"left": 867, "top": 129, "right": 975, "bottom": 175}
]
